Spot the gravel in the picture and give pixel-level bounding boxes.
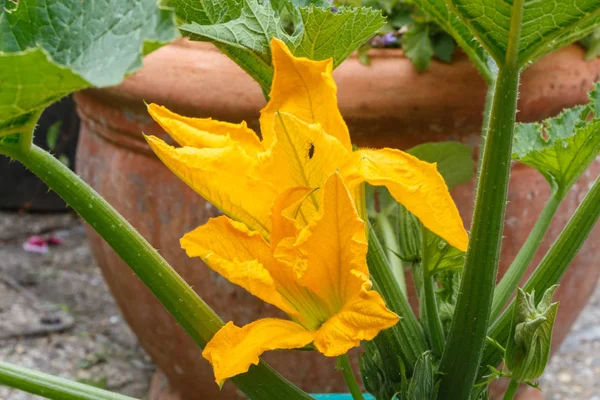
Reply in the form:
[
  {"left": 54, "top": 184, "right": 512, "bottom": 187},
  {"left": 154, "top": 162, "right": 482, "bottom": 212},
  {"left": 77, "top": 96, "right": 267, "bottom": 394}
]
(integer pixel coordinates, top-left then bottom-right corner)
[{"left": 0, "top": 211, "right": 598, "bottom": 399}]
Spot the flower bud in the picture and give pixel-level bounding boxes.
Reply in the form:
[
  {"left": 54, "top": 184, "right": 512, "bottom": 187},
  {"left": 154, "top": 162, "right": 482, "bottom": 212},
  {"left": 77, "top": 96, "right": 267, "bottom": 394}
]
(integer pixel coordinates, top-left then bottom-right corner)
[{"left": 505, "top": 285, "right": 559, "bottom": 382}]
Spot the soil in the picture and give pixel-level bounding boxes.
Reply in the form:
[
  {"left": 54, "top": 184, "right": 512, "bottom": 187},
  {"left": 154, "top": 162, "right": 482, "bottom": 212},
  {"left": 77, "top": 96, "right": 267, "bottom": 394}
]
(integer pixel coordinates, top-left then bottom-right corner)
[{"left": 0, "top": 211, "right": 598, "bottom": 399}]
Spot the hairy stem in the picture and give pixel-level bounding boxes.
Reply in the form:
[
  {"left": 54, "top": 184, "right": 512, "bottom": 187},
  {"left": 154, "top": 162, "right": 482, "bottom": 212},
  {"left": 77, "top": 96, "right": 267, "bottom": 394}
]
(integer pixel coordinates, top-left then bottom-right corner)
[
  {"left": 503, "top": 380, "right": 519, "bottom": 400},
  {"left": 337, "top": 354, "right": 365, "bottom": 400},
  {"left": 437, "top": 1, "right": 525, "bottom": 396},
  {"left": 0, "top": 361, "right": 136, "bottom": 400},
  {"left": 0, "top": 144, "right": 312, "bottom": 400},
  {"left": 491, "top": 192, "right": 562, "bottom": 320},
  {"left": 421, "top": 229, "right": 445, "bottom": 356},
  {"left": 367, "top": 224, "right": 428, "bottom": 373}
]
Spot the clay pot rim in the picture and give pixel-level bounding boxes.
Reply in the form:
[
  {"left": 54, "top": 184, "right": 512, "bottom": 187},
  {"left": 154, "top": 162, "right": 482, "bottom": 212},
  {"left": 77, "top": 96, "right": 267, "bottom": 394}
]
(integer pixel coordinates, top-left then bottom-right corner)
[{"left": 172, "top": 37, "right": 422, "bottom": 62}]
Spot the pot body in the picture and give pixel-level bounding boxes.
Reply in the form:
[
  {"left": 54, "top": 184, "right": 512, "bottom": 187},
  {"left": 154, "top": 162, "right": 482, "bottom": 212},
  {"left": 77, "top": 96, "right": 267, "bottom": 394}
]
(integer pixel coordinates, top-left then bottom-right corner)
[{"left": 75, "top": 41, "right": 600, "bottom": 399}]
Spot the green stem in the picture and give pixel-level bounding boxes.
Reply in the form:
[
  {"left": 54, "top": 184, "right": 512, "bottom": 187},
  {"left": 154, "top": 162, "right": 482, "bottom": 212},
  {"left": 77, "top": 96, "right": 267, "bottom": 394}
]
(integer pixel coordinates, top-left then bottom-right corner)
[
  {"left": 368, "top": 224, "right": 428, "bottom": 368},
  {"left": 479, "top": 175, "right": 600, "bottom": 388},
  {"left": 437, "top": 66, "right": 521, "bottom": 399},
  {"left": 0, "top": 144, "right": 312, "bottom": 400},
  {"left": 437, "top": 1, "right": 525, "bottom": 396},
  {"left": 0, "top": 361, "right": 136, "bottom": 400},
  {"left": 421, "top": 229, "right": 445, "bottom": 357},
  {"left": 503, "top": 380, "right": 519, "bottom": 400},
  {"left": 376, "top": 212, "right": 407, "bottom": 294},
  {"left": 491, "top": 192, "right": 563, "bottom": 320},
  {"left": 337, "top": 354, "right": 365, "bottom": 400}
]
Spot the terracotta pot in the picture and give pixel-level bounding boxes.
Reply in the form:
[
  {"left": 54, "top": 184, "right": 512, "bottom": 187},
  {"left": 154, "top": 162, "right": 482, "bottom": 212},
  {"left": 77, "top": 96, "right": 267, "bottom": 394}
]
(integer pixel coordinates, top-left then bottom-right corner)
[{"left": 74, "top": 40, "right": 600, "bottom": 400}]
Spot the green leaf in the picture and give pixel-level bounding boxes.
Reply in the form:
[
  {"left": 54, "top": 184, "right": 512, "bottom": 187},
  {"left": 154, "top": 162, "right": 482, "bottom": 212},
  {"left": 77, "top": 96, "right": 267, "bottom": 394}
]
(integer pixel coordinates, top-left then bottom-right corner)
[
  {"left": 409, "top": 0, "right": 492, "bottom": 83},
  {"left": 179, "top": 0, "right": 285, "bottom": 91},
  {"left": 445, "top": 0, "right": 600, "bottom": 67},
  {"left": 167, "top": 0, "right": 241, "bottom": 25},
  {"left": 289, "top": 6, "right": 386, "bottom": 68},
  {"left": 401, "top": 23, "right": 434, "bottom": 72},
  {"left": 177, "top": 1, "right": 385, "bottom": 92},
  {"left": 423, "top": 227, "right": 465, "bottom": 273},
  {"left": 505, "top": 286, "right": 559, "bottom": 382},
  {"left": 513, "top": 83, "right": 600, "bottom": 194},
  {"left": 0, "top": 49, "right": 87, "bottom": 140},
  {"left": 0, "top": 0, "right": 178, "bottom": 146},
  {"left": 432, "top": 33, "right": 456, "bottom": 63},
  {"left": 407, "top": 141, "right": 475, "bottom": 189},
  {"left": 581, "top": 28, "right": 600, "bottom": 61}
]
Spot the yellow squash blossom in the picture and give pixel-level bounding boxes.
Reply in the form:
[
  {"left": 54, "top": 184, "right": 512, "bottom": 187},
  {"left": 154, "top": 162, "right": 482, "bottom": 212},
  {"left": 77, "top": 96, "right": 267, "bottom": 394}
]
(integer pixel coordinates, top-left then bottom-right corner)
[
  {"left": 145, "top": 38, "right": 468, "bottom": 251},
  {"left": 183, "top": 172, "right": 399, "bottom": 385}
]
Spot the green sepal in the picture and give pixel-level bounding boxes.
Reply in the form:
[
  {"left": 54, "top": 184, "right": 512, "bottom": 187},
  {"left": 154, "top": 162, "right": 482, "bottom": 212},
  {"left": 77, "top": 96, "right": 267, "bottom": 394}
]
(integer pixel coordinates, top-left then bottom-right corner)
[
  {"left": 513, "top": 83, "right": 600, "bottom": 195},
  {"left": 393, "top": 351, "right": 439, "bottom": 400},
  {"left": 359, "top": 341, "right": 402, "bottom": 400},
  {"left": 505, "top": 285, "right": 559, "bottom": 382}
]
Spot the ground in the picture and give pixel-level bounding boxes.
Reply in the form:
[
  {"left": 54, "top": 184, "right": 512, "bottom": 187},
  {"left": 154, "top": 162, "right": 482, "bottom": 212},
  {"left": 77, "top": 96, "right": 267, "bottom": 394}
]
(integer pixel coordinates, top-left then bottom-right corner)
[{"left": 0, "top": 212, "right": 598, "bottom": 399}]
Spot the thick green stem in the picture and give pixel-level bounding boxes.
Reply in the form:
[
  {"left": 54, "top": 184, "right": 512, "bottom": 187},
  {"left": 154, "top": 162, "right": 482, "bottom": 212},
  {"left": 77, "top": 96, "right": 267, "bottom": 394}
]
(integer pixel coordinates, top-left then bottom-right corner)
[
  {"left": 337, "top": 354, "right": 365, "bottom": 400},
  {"left": 437, "top": 65, "right": 521, "bottom": 399},
  {"left": 503, "top": 380, "right": 519, "bottom": 400},
  {"left": 478, "top": 176, "right": 600, "bottom": 388},
  {"left": 0, "top": 144, "right": 312, "bottom": 400},
  {"left": 376, "top": 212, "right": 407, "bottom": 294},
  {"left": 437, "top": 0, "right": 524, "bottom": 395},
  {"left": 421, "top": 229, "right": 445, "bottom": 356},
  {"left": 368, "top": 224, "right": 428, "bottom": 368},
  {"left": 0, "top": 361, "right": 136, "bottom": 400},
  {"left": 491, "top": 192, "right": 563, "bottom": 320}
]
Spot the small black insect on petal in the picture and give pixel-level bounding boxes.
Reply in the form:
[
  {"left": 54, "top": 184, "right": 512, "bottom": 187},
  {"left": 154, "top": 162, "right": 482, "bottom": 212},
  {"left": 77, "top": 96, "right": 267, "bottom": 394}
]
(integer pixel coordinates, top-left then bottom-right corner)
[{"left": 308, "top": 142, "right": 315, "bottom": 159}]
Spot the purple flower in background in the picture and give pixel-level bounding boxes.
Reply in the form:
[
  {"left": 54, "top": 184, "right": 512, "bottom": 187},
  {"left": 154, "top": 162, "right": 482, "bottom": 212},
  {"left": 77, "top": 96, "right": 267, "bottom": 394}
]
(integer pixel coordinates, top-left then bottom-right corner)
[
  {"left": 382, "top": 32, "right": 397, "bottom": 46},
  {"left": 331, "top": 7, "right": 338, "bottom": 13}
]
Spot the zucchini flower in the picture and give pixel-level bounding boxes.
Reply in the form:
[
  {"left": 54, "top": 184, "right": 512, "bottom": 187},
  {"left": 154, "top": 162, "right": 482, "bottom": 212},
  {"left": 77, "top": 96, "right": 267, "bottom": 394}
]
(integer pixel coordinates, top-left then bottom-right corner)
[
  {"left": 184, "top": 173, "right": 399, "bottom": 385},
  {"left": 144, "top": 38, "right": 468, "bottom": 251}
]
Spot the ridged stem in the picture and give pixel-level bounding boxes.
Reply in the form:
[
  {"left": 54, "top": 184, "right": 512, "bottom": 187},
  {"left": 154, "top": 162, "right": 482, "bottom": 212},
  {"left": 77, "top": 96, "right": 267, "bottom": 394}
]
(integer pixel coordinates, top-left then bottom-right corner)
[{"left": 0, "top": 144, "right": 312, "bottom": 400}]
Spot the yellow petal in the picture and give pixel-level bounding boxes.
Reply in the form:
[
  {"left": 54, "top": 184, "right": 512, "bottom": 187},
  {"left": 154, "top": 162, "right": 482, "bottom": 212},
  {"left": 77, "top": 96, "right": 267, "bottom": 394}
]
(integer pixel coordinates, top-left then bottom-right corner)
[
  {"left": 269, "top": 186, "right": 314, "bottom": 249},
  {"left": 203, "top": 319, "right": 315, "bottom": 385},
  {"left": 342, "top": 148, "right": 469, "bottom": 252},
  {"left": 147, "top": 103, "right": 263, "bottom": 156},
  {"left": 259, "top": 39, "right": 351, "bottom": 150},
  {"left": 260, "top": 112, "right": 350, "bottom": 191},
  {"left": 294, "top": 172, "right": 369, "bottom": 310},
  {"left": 145, "top": 135, "right": 276, "bottom": 237},
  {"left": 181, "top": 216, "right": 298, "bottom": 316},
  {"left": 313, "top": 278, "right": 399, "bottom": 357}
]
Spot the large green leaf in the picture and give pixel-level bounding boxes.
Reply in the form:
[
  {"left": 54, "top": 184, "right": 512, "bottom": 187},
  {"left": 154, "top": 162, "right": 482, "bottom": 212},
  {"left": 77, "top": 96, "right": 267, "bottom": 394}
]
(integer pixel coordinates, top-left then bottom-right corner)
[
  {"left": 410, "top": 0, "right": 493, "bottom": 83},
  {"left": 179, "top": 0, "right": 285, "bottom": 91},
  {"left": 446, "top": 0, "right": 600, "bottom": 66},
  {"left": 0, "top": 0, "right": 178, "bottom": 144},
  {"left": 513, "top": 83, "right": 600, "bottom": 195},
  {"left": 167, "top": 0, "right": 242, "bottom": 25},
  {"left": 176, "top": 1, "right": 385, "bottom": 93},
  {"left": 289, "top": 6, "right": 386, "bottom": 68}
]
